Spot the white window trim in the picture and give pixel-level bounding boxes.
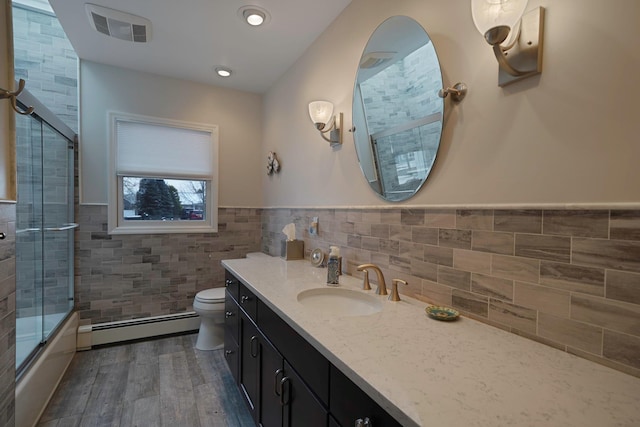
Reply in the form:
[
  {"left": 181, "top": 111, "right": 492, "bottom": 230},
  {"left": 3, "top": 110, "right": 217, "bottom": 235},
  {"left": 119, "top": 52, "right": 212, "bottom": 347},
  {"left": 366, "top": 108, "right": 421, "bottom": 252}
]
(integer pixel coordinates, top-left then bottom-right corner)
[{"left": 107, "top": 111, "right": 219, "bottom": 235}]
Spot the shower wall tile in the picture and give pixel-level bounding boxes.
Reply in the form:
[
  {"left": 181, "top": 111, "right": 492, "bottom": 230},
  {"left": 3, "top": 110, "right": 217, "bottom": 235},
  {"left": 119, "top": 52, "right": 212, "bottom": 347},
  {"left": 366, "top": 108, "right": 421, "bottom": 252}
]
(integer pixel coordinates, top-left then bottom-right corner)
[{"left": 261, "top": 206, "right": 640, "bottom": 378}]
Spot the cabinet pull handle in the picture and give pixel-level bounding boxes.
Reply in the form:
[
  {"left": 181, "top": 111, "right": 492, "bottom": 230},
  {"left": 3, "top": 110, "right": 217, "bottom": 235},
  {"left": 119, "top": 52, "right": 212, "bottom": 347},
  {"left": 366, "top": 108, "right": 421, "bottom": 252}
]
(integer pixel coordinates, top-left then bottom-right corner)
[
  {"left": 250, "top": 335, "right": 258, "bottom": 358},
  {"left": 225, "top": 279, "right": 232, "bottom": 287},
  {"left": 241, "top": 295, "right": 250, "bottom": 303},
  {"left": 225, "top": 311, "right": 234, "bottom": 318},
  {"left": 225, "top": 350, "right": 233, "bottom": 356},
  {"left": 274, "top": 368, "right": 284, "bottom": 397},
  {"left": 279, "top": 376, "right": 290, "bottom": 406},
  {"left": 355, "top": 418, "right": 372, "bottom": 427}
]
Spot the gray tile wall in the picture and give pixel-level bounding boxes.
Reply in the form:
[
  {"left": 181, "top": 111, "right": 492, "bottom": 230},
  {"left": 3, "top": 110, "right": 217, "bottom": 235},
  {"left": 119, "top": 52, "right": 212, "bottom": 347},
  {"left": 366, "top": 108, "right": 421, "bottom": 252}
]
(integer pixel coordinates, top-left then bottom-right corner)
[
  {"left": 74, "top": 206, "right": 262, "bottom": 325},
  {"left": 262, "top": 207, "right": 640, "bottom": 378},
  {"left": 12, "top": 4, "right": 78, "bottom": 133},
  {"left": 0, "top": 203, "right": 16, "bottom": 426}
]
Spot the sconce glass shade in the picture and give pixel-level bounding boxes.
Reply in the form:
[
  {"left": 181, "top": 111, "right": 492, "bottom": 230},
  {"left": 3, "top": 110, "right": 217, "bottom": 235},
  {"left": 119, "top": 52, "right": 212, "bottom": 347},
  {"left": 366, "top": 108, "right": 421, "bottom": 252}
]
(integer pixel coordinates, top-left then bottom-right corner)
[
  {"left": 308, "top": 101, "right": 334, "bottom": 127},
  {"left": 471, "top": 0, "right": 528, "bottom": 38}
]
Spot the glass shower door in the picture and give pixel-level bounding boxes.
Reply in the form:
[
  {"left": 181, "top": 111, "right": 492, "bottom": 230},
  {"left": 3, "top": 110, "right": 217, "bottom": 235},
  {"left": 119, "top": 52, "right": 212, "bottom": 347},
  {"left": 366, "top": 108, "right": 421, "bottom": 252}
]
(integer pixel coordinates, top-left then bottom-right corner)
[
  {"left": 41, "top": 120, "right": 75, "bottom": 339},
  {"left": 15, "top": 110, "right": 75, "bottom": 370},
  {"left": 15, "top": 112, "right": 44, "bottom": 368}
]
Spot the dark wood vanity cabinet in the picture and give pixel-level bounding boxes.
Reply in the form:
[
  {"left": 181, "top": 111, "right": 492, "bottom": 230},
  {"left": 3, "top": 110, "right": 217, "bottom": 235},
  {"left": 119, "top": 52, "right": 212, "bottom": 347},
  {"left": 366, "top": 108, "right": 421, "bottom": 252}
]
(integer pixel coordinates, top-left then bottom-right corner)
[{"left": 223, "top": 270, "right": 400, "bottom": 427}]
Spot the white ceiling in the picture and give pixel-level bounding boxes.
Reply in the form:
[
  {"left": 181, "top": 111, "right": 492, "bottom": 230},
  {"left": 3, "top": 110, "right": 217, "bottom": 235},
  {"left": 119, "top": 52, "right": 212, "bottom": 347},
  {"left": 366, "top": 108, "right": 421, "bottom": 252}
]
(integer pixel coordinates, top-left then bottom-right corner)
[{"left": 47, "top": 0, "right": 352, "bottom": 93}]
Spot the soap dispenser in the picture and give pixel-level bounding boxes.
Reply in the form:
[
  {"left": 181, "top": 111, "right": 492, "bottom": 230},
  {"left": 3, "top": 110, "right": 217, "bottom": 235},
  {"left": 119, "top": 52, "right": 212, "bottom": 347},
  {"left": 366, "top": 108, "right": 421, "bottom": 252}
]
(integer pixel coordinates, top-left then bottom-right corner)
[{"left": 327, "top": 246, "right": 340, "bottom": 286}]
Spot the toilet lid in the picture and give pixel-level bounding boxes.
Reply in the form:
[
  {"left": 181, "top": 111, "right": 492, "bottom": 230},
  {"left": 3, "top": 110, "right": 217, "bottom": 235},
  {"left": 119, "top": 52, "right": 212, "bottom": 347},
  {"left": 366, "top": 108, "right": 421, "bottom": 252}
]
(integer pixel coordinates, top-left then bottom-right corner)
[{"left": 195, "top": 287, "right": 225, "bottom": 303}]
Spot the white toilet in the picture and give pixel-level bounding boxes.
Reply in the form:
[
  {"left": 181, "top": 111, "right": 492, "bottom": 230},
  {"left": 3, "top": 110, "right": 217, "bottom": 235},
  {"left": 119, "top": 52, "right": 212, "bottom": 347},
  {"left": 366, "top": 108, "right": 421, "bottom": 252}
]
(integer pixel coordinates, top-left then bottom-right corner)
[{"left": 193, "top": 287, "right": 226, "bottom": 350}]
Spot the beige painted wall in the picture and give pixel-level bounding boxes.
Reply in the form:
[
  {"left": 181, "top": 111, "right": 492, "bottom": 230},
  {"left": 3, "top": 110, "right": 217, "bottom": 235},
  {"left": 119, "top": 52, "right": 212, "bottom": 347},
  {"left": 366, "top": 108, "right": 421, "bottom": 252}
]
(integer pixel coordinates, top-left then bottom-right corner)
[
  {"left": 79, "top": 60, "right": 264, "bottom": 206},
  {"left": 262, "top": 0, "right": 640, "bottom": 207},
  {"left": 0, "top": 0, "right": 15, "bottom": 201}
]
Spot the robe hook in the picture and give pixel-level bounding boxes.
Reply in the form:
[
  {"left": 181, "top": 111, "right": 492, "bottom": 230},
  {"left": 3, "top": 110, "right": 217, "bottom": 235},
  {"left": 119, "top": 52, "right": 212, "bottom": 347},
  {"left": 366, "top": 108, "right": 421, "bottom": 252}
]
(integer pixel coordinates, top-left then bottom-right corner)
[{"left": 0, "top": 79, "right": 34, "bottom": 115}]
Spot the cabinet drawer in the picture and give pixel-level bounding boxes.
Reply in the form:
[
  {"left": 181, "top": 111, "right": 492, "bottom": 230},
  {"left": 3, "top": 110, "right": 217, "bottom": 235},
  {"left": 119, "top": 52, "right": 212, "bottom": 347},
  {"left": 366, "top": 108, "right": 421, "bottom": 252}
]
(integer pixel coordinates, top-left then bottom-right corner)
[
  {"left": 257, "top": 299, "right": 329, "bottom": 407},
  {"left": 225, "top": 270, "right": 240, "bottom": 302},
  {"left": 329, "top": 364, "right": 401, "bottom": 427},
  {"left": 224, "top": 291, "right": 239, "bottom": 346},
  {"left": 238, "top": 282, "right": 258, "bottom": 320}
]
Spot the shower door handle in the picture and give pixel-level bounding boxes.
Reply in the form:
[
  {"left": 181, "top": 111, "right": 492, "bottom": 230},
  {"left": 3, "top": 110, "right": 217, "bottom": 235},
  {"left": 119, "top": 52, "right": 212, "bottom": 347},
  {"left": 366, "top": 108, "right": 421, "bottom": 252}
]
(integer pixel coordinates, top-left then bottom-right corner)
[
  {"left": 16, "top": 227, "right": 41, "bottom": 234},
  {"left": 44, "top": 223, "right": 79, "bottom": 231}
]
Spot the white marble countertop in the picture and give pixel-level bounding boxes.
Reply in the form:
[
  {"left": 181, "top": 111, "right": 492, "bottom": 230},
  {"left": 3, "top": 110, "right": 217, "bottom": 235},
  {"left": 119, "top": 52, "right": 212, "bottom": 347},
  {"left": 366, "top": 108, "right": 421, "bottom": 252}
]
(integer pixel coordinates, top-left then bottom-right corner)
[{"left": 222, "top": 253, "right": 640, "bottom": 427}]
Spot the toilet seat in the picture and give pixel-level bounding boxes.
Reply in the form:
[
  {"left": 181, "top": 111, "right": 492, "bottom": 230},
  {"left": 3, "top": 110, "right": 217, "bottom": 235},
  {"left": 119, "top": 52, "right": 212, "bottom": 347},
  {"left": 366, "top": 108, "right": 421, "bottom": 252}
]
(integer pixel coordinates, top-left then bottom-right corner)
[{"left": 195, "top": 287, "right": 225, "bottom": 304}]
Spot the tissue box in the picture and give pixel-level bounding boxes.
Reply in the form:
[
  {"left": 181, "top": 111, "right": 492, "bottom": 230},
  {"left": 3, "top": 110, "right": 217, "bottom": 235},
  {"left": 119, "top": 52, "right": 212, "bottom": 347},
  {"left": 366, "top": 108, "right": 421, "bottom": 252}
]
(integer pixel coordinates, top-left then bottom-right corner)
[{"left": 281, "top": 240, "right": 304, "bottom": 260}]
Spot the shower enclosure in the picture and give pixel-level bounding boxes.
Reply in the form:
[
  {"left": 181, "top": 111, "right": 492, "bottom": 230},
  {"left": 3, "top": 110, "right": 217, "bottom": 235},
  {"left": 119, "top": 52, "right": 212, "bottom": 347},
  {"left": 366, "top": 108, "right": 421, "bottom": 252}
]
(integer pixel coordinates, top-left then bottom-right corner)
[{"left": 14, "top": 92, "right": 76, "bottom": 371}]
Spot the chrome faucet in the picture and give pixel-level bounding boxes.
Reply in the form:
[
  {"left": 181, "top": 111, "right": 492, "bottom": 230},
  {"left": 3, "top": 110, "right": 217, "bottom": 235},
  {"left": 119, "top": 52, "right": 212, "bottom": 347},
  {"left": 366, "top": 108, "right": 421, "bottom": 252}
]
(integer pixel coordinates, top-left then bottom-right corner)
[{"left": 356, "top": 264, "right": 387, "bottom": 295}]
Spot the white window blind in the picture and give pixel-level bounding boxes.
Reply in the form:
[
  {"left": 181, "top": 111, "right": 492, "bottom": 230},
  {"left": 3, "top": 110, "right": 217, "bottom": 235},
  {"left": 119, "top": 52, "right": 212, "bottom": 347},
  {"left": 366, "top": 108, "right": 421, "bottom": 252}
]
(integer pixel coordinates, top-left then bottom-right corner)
[{"left": 116, "top": 120, "right": 213, "bottom": 178}]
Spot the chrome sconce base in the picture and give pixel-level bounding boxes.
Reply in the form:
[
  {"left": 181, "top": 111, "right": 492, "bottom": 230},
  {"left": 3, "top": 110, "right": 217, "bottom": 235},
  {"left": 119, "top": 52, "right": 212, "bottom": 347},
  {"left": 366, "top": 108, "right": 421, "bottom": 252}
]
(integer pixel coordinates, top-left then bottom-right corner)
[
  {"left": 316, "top": 112, "right": 343, "bottom": 147},
  {"left": 492, "top": 7, "right": 545, "bottom": 87},
  {"left": 439, "top": 82, "right": 467, "bottom": 103}
]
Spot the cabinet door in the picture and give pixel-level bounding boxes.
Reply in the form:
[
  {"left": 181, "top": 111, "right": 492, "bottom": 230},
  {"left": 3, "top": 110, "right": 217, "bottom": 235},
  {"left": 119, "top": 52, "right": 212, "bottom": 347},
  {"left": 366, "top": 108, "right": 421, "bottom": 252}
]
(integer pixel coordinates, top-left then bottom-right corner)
[
  {"left": 329, "top": 365, "right": 401, "bottom": 427},
  {"left": 258, "top": 336, "right": 284, "bottom": 427},
  {"left": 282, "top": 361, "right": 328, "bottom": 427},
  {"left": 258, "top": 299, "right": 329, "bottom": 406},
  {"left": 223, "top": 324, "right": 240, "bottom": 384},
  {"left": 240, "top": 311, "right": 260, "bottom": 422}
]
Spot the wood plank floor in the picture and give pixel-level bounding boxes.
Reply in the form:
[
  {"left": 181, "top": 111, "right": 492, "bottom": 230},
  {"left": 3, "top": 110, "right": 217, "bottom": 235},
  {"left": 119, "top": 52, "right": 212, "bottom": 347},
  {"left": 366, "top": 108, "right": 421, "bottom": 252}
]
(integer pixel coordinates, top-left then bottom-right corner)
[{"left": 37, "top": 334, "right": 254, "bottom": 427}]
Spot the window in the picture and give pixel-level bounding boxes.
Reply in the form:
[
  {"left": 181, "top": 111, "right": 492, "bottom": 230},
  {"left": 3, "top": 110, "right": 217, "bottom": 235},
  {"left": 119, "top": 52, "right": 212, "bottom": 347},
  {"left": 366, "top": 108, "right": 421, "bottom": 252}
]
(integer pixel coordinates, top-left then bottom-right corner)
[{"left": 108, "top": 112, "right": 218, "bottom": 234}]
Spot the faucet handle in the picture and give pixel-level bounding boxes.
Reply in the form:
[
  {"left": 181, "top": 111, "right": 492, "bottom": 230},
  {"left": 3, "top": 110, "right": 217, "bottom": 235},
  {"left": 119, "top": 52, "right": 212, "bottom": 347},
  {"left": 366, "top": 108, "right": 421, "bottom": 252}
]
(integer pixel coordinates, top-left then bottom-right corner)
[
  {"left": 361, "top": 269, "right": 372, "bottom": 291},
  {"left": 389, "top": 279, "right": 408, "bottom": 302}
]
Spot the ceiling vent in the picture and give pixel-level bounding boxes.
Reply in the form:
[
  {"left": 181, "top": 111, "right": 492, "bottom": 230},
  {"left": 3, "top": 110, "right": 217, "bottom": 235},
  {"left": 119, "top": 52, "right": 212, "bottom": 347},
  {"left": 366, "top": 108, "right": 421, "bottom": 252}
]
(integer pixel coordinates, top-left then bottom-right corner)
[
  {"left": 359, "top": 52, "right": 396, "bottom": 69},
  {"left": 85, "top": 3, "right": 151, "bottom": 43}
]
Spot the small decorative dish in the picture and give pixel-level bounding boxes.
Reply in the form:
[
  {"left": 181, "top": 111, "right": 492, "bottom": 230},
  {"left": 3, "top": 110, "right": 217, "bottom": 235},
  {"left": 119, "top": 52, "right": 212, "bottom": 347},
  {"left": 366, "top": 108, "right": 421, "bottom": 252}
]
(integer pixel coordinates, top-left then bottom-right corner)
[
  {"left": 310, "top": 248, "right": 324, "bottom": 267},
  {"left": 425, "top": 306, "right": 460, "bottom": 321}
]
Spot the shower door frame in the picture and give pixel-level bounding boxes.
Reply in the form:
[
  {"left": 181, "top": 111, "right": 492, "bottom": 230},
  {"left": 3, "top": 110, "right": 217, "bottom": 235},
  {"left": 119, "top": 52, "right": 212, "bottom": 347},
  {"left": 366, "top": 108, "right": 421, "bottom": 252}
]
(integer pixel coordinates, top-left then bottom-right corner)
[{"left": 15, "top": 87, "right": 77, "bottom": 373}]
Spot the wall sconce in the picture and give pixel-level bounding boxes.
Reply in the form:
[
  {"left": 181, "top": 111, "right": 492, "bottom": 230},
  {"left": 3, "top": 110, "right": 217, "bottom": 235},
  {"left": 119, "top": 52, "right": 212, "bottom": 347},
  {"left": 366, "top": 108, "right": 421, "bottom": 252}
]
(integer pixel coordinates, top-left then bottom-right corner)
[
  {"left": 308, "top": 101, "right": 342, "bottom": 147},
  {"left": 471, "top": 0, "right": 545, "bottom": 86}
]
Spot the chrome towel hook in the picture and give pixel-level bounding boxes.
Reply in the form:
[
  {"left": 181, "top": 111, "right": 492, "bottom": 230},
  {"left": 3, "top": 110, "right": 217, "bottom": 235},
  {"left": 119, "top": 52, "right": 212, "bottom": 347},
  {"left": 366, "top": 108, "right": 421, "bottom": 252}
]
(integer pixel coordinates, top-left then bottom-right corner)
[{"left": 0, "top": 79, "right": 34, "bottom": 115}]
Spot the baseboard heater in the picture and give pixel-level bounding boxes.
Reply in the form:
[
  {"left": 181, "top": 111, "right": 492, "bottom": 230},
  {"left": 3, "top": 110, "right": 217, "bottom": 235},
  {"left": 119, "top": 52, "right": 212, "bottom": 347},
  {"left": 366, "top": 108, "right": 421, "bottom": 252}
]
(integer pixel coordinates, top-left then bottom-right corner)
[{"left": 77, "top": 312, "right": 201, "bottom": 349}]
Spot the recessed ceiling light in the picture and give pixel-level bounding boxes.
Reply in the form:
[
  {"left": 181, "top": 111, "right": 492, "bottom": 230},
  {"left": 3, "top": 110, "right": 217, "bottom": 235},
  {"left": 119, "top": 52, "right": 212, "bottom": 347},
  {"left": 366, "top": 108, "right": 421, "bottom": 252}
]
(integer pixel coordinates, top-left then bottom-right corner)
[
  {"left": 243, "top": 9, "right": 265, "bottom": 26},
  {"left": 237, "top": 5, "right": 270, "bottom": 27},
  {"left": 215, "top": 67, "right": 232, "bottom": 77}
]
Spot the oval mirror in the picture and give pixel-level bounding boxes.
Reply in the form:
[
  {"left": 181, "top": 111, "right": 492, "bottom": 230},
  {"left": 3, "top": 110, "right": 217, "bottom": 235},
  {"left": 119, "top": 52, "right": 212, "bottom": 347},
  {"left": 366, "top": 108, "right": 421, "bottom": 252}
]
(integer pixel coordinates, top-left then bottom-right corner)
[{"left": 353, "top": 16, "right": 444, "bottom": 202}]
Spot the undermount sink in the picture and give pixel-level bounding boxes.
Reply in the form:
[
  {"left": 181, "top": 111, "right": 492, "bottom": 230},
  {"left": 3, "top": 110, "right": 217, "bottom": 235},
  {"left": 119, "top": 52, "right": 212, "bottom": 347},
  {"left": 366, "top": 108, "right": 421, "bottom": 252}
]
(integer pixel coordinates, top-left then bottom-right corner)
[{"left": 296, "top": 287, "right": 383, "bottom": 317}]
